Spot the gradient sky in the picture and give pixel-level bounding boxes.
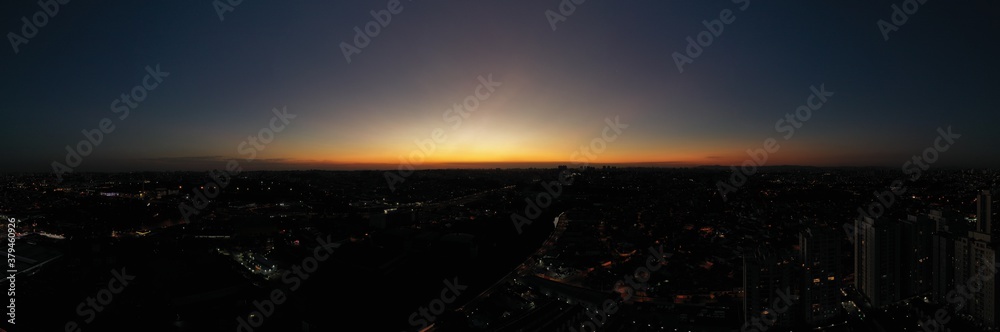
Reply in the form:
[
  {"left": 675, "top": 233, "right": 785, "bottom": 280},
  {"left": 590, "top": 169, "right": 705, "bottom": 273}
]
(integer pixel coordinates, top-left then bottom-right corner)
[{"left": 1, "top": 0, "right": 999, "bottom": 171}]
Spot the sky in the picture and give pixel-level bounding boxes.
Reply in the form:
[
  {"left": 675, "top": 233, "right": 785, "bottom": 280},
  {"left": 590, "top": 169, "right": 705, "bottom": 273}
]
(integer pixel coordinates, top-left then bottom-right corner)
[{"left": 1, "top": 0, "right": 999, "bottom": 172}]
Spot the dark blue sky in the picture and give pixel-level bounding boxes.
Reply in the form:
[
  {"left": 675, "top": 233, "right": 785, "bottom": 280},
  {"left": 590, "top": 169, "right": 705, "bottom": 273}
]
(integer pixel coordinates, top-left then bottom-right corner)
[{"left": 1, "top": 0, "right": 998, "bottom": 171}]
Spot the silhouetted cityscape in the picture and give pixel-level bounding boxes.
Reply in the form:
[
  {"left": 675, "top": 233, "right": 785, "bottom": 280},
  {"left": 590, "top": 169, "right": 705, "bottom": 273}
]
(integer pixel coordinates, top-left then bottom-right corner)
[
  {"left": 0, "top": 167, "right": 997, "bottom": 331},
  {"left": 3, "top": 1, "right": 1000, "bottom": 331}
]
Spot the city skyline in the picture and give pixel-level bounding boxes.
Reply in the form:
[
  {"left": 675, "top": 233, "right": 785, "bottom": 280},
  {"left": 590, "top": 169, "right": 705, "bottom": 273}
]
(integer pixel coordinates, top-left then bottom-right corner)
[{"left": 5, "top": 1, "right": 1000, "bottom": 330}]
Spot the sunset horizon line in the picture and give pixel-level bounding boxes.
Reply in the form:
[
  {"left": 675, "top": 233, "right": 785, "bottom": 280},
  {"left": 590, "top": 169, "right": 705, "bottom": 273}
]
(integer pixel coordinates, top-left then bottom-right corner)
[{"left": 7, "top": 161, "right": 992, "bottom": 174}]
